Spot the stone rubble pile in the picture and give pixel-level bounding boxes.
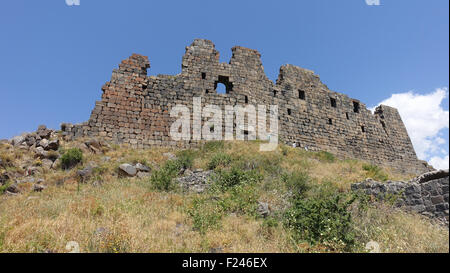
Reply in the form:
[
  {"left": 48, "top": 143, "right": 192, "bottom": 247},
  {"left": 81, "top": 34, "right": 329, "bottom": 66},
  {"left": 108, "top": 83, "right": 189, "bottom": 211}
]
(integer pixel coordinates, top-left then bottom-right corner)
[{"left": 176, "top": 169, "right": 214, "bottom": 193}]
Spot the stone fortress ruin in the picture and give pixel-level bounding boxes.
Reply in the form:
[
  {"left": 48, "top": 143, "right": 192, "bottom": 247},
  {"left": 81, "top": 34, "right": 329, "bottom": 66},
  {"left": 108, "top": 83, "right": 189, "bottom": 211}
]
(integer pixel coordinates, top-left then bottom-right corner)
[{"left": 61, "top": 39, "right": 432, "bottom": 174}]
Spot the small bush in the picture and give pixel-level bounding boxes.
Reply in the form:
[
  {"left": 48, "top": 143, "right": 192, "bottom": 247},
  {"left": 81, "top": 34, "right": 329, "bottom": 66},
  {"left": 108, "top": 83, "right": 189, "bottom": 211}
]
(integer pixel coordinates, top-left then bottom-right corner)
[
  {"left": 207, "top": 152, "right": 232, "bottom": 170},
  {"left": 285, "top": 189, "right": 357, "bottom": 251},
  {"left": 175, "top": 150, "right": 195, "bottom": 170},
  {"left": 362, "top": 164, "right": 388, "bottom": 181},
  {"left": 188, "top": 197, "right": 222, "bottom": 234},
  {"left": 150, "top": 152, "right": 197, "bottom": 191},
  {"left": 150, "top": 162, "right": 178, "bottom": 191},
  {"left": 281, "top": 171, "right": 310, "bottom": 198},
  {"left": 217, "top": 184, "right": 259, "bottom": 215},
  {"left": 0, "top": 182, "right": 10, "bottom": 194},
  {"left": 315, "top": 151, "right": 336, "bottom": 163},
  {"left": 212, "top": 167, "right": 262, "bottom": 191},
  {"left": 60, "top": 148, "right": 83, "bottom": 170}
]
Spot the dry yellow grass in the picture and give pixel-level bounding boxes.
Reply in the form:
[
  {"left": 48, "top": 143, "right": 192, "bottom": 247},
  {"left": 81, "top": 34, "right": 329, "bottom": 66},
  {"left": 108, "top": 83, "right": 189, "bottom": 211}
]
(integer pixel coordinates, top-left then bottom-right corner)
[{"left": 0, "top": 140, "right": 448, "bottom": 253}]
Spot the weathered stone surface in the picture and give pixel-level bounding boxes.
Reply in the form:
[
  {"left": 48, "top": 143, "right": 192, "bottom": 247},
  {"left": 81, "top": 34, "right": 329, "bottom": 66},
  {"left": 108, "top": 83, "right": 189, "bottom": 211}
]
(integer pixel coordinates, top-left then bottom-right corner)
[
  {"left": 77, "top": 164, "right": 96, "bottom": 182},
  {"left": 6, "top": 184, "right": 20, "bottom": 194},
  {"left": 177, "top": 170, "right": 214, "bottom": 193},
  {"left": 46, "top": 139, "right": 59, "bottom": 151},
  {"left": 33, "top": 183, "right": 46, "bottom": 192},
  {"left": 119, "top": 164, "right": 137, "bottom": 177},
  {"left": 352, "top": 169, "right": 449, "bottom": 225},
  {"left": 11, "top": 135, "right": 25, "bottom": 146},
  {"left": 135, "top": 163, "right": 151, "bottom": 172},
  {"left": 257, "top": 201, "right": 270, "bottom": 218},
  {"left": 59, "top": 39, "right": 429, "bottom": 174},
  {"left": 41, "top": 159, "right": 53, "bottom": 170}
]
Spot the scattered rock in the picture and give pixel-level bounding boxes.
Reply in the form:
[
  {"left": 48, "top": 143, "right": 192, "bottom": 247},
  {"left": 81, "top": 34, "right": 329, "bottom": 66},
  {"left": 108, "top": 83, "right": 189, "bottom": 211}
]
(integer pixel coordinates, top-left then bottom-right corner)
[
  {"left": 36, "top": 125, "right": 52, "bottom": 139},
  {"left": 135, "top": 163, "right": 151, "bottom": 172},
  {"left": 119, "top": 163, "right": 137, "bottom": 177},
  {"left": 85, "top": 139, "right": 102, "bottom": 154},
  {"left": 38, "top": 139, "right": 49, "bottom": 149},
  {"left": 25, "top": 134, "right": 37, "bottom": 146},
  {"left": 41, "top": 159, "right": 53, "bottom": 170},
  {"left": 177, "top": 170, "right": 213, "bottom": 193},
  {"left": 257, "top": 202, "right": 270, "bottom": 218},
  {"left": 163, "top": 152, "right": 176, "bottom": 160},
  {"left": 77, "top": 165, "right": 94, "bottom": 183},
  {"left": 16, "top": 177, "right": 35, "bottom": 184},
  {"left": 46, "top": 139, "right": 60, "bottom": 151},
  {"left": 33, "top": 183, "right": 46, "bottom": 192},
  {"left": 65, "top": 241, "right": 80, "bottom": 253},
  {"left": 6, "top": 184, "right": 20, "bottom": 194},
  {"left": 209, "top": 247, "right": 223, "bottom": 253},
  {"left": 365, "top": 241, "right": 381, "bottom": 253},
  {"left": 102, "top": 156, "right": 111, "bottom": 162},
  {"left": 11, "top": 135, "right": 26, "bottom": 146}
]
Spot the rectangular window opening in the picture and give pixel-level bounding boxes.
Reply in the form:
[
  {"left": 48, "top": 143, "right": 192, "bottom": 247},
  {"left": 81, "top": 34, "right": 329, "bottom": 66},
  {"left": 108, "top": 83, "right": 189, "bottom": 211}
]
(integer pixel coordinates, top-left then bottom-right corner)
[
  {"left": 330, "top": 97, "right": 337, "bottom": 108},
  {"left": 201, "top": 72, "right": 206, "bottom": 80},
  {"left": 328, "top": 118, "right": 333, "bottom": 125},
  {"left": 353, "top": 101, "right": 360, "bottom": 113},
  {"left": 298, "top": 90, "right": 305, "bottom": 100}
]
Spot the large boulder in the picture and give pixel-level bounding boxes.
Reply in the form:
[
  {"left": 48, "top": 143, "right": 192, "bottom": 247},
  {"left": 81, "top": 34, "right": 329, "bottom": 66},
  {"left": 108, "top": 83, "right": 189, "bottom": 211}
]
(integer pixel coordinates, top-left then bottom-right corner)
[{"left": 119, "top": 164, "right": 137, "bottom": 177}]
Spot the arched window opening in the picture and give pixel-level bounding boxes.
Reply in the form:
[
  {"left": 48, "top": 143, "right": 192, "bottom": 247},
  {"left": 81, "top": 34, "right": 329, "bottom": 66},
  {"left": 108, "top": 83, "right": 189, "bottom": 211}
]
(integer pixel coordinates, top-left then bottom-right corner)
[{"left": 214, "top": 75, "right": 233, "bottom": 94}]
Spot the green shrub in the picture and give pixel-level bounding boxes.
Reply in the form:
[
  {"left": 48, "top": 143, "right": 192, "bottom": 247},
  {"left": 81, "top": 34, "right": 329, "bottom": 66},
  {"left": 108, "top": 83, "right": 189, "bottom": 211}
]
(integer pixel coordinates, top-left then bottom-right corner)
[
  {"left": 212, "top": 167, "right": 262, "bottom": 191},
  {"left": 188, "top": 197, "right": 222, "bottom": 234},
  {"left": 207, "top": 152, "right": 232, "bottom": 170},
  {"left": 150, "top": 161, "right": 179, "bottom": 191},
  {"left": 284, "top": 188, "right": 357, "bottom": 251},
  {"left": 315, "top": 151, "right": 336, "bottom": 163},
  {"left": 175, "top": 150, "right": 195, "bottom": 170},
  {"left": 150, "top": 152, "right": 198, "bottom": 191},
  {"left": 60, "top": 148, "right": 83, "bottom": 170},
  {"left": 281, "top": 171, "right": 310, "bottom": 198},
  {"left": 362, "top": 164, "right": 388, "bottom": 181},
  {"left": 217, "top": 184, "right": 259, "bottom": 215},
  {"left": 0, "top": 182, "right": 10, "bottom": 194}
]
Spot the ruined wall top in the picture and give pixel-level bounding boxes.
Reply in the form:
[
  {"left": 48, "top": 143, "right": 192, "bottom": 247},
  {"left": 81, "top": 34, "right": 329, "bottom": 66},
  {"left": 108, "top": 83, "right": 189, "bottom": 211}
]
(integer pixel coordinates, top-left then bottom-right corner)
[{"left": 61, "top": 39, "right": 432, "bottom": 175}]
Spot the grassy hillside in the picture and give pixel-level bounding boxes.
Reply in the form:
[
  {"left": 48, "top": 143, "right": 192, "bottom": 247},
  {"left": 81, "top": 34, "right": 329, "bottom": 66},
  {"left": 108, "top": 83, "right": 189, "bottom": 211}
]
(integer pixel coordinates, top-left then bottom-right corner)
[{"left": 0, "top": 139, "right": 448, "bottom": 253}]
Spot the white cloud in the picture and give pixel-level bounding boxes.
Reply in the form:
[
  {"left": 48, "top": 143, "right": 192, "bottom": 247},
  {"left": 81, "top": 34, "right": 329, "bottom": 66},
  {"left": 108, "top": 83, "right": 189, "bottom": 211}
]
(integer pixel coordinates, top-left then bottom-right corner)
[
  {"left": 371, "top": 88, "right": 449, "bottom": 170},
  {"left": 429, "top": 155, "right": 449, "bottom": 170}
]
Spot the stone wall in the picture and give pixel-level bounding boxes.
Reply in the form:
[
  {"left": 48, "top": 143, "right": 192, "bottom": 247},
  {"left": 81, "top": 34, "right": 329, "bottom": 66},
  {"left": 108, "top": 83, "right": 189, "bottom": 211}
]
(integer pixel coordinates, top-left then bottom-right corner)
[
  {"left": 61, "top": 39, "right": 431, "bottom": 174},
  {"left": 351, "top": 170, "right": 449, "bottom": 225}
]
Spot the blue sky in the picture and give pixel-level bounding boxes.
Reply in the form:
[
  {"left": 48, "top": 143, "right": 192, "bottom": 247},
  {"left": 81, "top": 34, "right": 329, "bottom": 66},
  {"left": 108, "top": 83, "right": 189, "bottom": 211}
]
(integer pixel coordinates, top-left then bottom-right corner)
[{"left": 0, "top": 0, "right": 448, "bottom": 168}]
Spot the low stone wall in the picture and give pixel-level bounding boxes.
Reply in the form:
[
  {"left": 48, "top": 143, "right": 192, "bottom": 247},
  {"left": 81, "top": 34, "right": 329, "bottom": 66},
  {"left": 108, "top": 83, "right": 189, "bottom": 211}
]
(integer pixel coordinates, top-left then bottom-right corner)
[{"left": 351, "top": 170, "right": 449, "bottom": 226}]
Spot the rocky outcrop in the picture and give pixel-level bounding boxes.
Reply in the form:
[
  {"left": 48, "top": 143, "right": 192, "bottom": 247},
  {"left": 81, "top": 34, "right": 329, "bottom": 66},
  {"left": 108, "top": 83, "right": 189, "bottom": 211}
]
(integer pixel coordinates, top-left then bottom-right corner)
[{"left": 351, "top": 169, "right": 449, "bottom": 225}]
